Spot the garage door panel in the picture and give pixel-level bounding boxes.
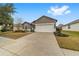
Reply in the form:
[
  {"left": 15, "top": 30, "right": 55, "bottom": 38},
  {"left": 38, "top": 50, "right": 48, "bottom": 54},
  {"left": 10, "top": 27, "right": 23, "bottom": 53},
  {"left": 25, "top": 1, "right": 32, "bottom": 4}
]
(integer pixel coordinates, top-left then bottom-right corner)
[{"left": 35, "top": 24, "right": 55, "bottom": 32}]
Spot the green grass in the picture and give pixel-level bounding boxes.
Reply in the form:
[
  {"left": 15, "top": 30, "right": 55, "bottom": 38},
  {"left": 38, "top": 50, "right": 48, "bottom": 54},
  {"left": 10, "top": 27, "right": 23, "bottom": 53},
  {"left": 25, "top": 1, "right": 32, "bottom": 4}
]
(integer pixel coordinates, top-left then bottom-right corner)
[
  {"left": 0, "top": 31, "right": 32, "bottom": 39},
  {"left": 62, "top": 31, "right": 79, "bottom": 37},
  {"left": 56, "top": 31, "right": 79, "bottom": 51}
]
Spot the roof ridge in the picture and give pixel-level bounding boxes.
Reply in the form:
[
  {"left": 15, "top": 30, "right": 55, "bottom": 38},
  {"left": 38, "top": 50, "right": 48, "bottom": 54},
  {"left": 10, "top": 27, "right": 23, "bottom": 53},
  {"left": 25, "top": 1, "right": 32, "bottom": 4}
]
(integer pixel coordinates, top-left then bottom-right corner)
[
  {"left": 32, "top": 15, "right": 57, "bottom": 24},
  {"left": 64, "top": 19, "right": 79, "bottom": 26}
]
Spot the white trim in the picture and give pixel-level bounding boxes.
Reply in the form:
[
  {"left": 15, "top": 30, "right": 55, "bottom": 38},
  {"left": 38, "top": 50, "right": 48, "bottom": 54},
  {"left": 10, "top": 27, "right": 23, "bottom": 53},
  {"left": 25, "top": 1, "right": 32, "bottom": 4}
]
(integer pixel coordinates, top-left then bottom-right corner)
[{"left": 35, "top": 23, "right": 55, "bottom": 25}]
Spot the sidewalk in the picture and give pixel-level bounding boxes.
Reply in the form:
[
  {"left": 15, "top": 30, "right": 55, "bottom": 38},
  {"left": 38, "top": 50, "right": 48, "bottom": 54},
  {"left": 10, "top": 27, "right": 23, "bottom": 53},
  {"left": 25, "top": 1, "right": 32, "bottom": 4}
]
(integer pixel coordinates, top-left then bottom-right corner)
[{"left": 61, "top": 48, "right": 79, "bottom": 56}]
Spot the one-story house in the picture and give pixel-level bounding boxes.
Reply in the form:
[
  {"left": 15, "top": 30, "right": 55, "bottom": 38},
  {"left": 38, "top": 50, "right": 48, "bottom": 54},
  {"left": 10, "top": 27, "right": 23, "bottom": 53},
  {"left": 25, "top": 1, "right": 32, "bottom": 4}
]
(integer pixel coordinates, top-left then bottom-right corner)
[
  {"left": 13, "top": 15, "right": 57, "bottom": 32},
  {"left": 32, "top": 15, "right": 57, "bottom": 32},
  {"left": 13, "top": 21, "right": 33, "bottom": 32},
  {"left": 22, "top": 22, "right": 33, "bottom": 32},
  {"left": 62, "top": 19, "right": 79, "bottom": 31}
]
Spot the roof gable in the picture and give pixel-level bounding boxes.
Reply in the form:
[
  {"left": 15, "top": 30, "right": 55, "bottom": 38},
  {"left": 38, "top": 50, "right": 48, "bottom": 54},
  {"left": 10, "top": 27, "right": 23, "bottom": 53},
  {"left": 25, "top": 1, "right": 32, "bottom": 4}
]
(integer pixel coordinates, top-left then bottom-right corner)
[
  {"left": 32, "top": 15, "right": 57, "bottom": 24},
  {"left": 64, "top": 19, "right": 79, "bottom": 26},
  {"left": 22, "top": 22, "right": 30, "bottom": 25}
]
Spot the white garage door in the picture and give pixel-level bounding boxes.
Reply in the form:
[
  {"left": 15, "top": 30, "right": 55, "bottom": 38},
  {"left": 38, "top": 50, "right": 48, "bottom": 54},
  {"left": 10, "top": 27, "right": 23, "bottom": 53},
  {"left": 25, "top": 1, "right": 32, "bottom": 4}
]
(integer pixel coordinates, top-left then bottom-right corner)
[{"left": 35, "top": 24, "right": 56, "bottom": 32}]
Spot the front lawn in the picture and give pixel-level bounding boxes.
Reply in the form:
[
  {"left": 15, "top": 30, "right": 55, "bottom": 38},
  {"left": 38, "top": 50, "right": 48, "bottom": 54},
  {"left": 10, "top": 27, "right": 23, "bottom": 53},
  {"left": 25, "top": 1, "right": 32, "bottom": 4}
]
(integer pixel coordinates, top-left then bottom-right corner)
[
  {"left": 0, "top": 31, "right": 32, "bottom": 39},
  {"left": 56, "top": 31, "right": 79, "bottom": 51}
]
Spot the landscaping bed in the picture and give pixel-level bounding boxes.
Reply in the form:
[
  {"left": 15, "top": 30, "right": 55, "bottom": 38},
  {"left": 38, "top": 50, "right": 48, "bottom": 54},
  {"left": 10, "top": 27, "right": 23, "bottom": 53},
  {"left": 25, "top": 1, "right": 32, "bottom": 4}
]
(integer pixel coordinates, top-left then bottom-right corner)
[
  {"left": 55, "top": 31, "right": 79, "bottom": 51},
  {"left": 0, "top": 31, "right": 32, "bottom": 39}
]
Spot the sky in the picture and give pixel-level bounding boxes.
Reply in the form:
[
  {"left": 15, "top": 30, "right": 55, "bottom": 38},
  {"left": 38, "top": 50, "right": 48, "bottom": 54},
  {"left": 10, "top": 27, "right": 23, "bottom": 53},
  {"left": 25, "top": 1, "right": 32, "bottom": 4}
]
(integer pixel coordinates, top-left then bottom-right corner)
[{"left": 13, "top": 3, "right": 79, "bottom": 25}]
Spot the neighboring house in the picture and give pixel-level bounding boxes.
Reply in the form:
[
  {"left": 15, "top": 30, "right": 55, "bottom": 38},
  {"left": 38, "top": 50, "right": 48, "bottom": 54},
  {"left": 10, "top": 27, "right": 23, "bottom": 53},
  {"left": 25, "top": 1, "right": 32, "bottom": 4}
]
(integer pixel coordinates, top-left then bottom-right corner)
[
  {"left": 22, "top": 22, "right": 33, "bottom": 32},
  {"left": 13, "top": 21, "right": 32, "bottom": 32},
  {"left": 57, "top": 24, "right": 63, "bottom": 29},
  {"left": 62, "top": 19, "right": 79, "bottom": 31},
  {"left": 32, "top": 15, "right": 57, "bottom": 32}
]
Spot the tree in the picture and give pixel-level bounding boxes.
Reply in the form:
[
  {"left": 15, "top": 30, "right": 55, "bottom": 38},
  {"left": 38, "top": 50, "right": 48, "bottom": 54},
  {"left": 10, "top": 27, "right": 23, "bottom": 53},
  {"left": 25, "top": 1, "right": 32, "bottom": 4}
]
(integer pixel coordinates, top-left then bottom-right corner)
[
  {"left": 15, "top": 18, "right": 23, "bottom": 31},
  {"left": 0, "top": 3, "right": 15, "bottom": 31}
]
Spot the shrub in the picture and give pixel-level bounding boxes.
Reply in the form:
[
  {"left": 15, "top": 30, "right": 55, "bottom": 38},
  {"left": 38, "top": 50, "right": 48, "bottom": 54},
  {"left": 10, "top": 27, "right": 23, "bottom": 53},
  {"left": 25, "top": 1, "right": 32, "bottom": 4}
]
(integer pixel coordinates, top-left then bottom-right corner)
[
  {"left": 14, "top": 30, "right": 25, "bottom": 32},
  {"left": 30, "top": 29, "right": 34, "bottom": 32},
  {"left": 54, "top": 32, "right": 69, "bottom": 37},
  {"left": 1, "top": 28, "right": 7, "bottom": 32},
  {"left": 55, "top": 27, "right": 69, "bottom": 37},
  {"left": 56, "top": 27, "right": 62, "bottom": 34}
]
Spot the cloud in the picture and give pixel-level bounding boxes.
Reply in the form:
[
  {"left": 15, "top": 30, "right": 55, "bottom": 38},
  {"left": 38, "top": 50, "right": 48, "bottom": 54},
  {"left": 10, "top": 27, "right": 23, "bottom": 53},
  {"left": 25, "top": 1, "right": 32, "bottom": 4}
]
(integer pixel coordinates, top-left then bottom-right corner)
[
  {"left": 48, "top": 5, "right": 71, "bottom": 16},
  {"left": 64, "top": 10, "right": 71, "bottom": 14}
]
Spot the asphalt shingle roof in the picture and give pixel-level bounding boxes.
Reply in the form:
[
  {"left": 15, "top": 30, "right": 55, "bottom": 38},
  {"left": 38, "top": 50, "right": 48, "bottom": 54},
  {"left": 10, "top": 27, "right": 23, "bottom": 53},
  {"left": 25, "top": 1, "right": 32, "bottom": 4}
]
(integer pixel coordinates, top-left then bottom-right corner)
[
  {"left": 64, "top": 19, "right": 79, "bottom": 26},
  {"left": 32, "top": 15, "right": 57, "bottom": 24}
]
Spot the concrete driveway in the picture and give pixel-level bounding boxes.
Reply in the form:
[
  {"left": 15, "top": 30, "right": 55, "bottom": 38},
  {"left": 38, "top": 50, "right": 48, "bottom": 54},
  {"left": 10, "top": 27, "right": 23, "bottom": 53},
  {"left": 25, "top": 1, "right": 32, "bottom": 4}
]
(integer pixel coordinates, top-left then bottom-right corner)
[
  {"left": 0, "top": 37, "right": 15, "bottom": 47},
  {"left": 0, "top": 32, "right": 63, "bottom": 56}
]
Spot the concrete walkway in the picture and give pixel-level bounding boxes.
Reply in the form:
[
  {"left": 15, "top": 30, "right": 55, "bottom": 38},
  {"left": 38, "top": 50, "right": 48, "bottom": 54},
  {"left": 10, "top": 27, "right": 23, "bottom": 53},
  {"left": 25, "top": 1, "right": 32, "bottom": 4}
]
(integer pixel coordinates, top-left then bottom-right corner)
[
  {"left": 0, "top": 32, "right": 63, "bottom": 56},
  {"left": 61, "top": 48, "right": 79, "bottom": 56}
]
